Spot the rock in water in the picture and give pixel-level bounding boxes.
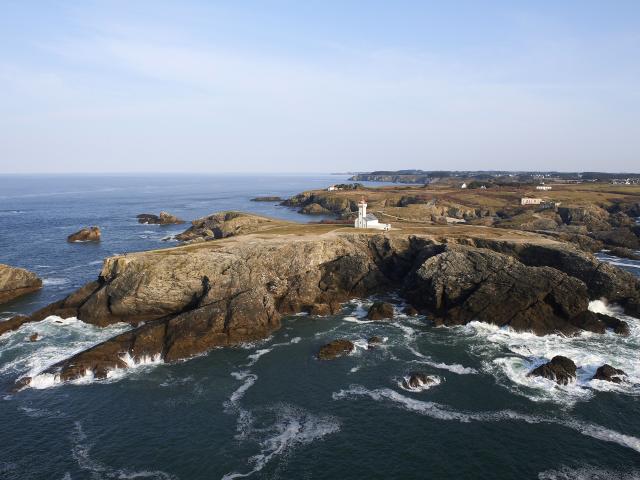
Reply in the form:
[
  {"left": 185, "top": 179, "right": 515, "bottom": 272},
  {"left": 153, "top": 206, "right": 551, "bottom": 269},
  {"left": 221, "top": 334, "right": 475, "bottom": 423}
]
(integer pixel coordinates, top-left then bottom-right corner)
[
  {"left": 318, "top": 339, "right": 354, "bottom": 360},
  {"left": 402, "top": 372, "right": 437, "bottom": 390},
  {"left": 136, "top": 212, "right": 184, "bottom": 225},
  {"left": 403, "top": 305, "right": 419, "bottom": 316},
  {"left": 607, "top": 247, "right": 640, "bottom": 261},
  {"left": 592, "top": 364, "right": 627, "bottom": 383},
  {"left": 367, "top": 301, "right": 394, "bottom": 320},
  {"left": 528, "top": 356, "right": 577, "bottom": 385},
  {"left": 175, "top": 211, "right": 275, "bottom": 242},
  {"left": 250, "top": 196, "right": 283, "bottom": 202},
  {"left": 29, "top": 333, "right": 39, "bottom": 342},
  {"left": 0, "top": 264, "right": 42, "bottom": 304},
  {"left": 67, "top": 226, "right": 101, "bottom": 242},
  {"left": 367, "top": 336, "right": 383, "bottom": 348}
]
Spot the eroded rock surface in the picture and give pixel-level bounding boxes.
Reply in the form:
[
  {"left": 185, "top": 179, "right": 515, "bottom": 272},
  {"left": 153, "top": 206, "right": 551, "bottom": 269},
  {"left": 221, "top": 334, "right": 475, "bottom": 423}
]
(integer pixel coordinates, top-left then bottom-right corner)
[
  {"left": 318, "top": 339, "right": 355, "bottom": 360},
  {"left": 593, "top": 364, "right": 627, "bottom": 383},
  {"left": 0, "top": 264, "right": 42, "bottom": 305},
  {"left": 175, "top": 211, "right": 275, "bottom": 243},
  {"left": 7, "top": 219, "right": 640, "bottom": 388},
  {"left": 367, "top": 301, "right": 394, "bottom": 320},
  {"left": 137, "top": 212, "right": 184, "bottom": 225},
  {"left": 67, "top": 227, "right": 101, "bottom": 242}
]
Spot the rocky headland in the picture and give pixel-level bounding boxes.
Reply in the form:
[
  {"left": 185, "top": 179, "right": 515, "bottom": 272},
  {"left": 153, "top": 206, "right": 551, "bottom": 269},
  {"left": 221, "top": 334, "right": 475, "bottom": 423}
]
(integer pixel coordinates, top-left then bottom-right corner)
[
  {"left": 4, "top": 213, "right": 640, "bottom": 389},
  {"left": 0, "top": 264, "right": 42, "bottom": 305}
]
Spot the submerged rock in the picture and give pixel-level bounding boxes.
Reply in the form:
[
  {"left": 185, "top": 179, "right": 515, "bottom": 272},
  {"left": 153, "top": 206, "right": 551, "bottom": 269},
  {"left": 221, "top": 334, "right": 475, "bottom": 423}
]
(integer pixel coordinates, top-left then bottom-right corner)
[
  {"left": 367, "top": 302, "right": 394, "bottom": 320},
  {"left": 367, "top": 336, "right": 383, "bottom": 348},
  {"left": 403, "top": 305, "right": 419, "bottom": 316},
  {"left": 0, "top": 264, "right": 42, "bottom": 304},
  {"left": 137, "top": 212, "right": 184, "bottom": 225},
  {"left": 318, "top": 339, "right": 354, "bottom": 360},
  {"left": 528, "top": 356, "right": 577, "bottom": 385},
  {"left": 402, "top": 372, "right": 437, "bottom": 390},
  {"left": 67, "top": 226, "right": 101, "bottom": 242},
  {"left": 29, "top": 333, "right": 39, "bottom": 342},
  {"left": 592, "top": 364, "right": 627, "bottom": 383}
]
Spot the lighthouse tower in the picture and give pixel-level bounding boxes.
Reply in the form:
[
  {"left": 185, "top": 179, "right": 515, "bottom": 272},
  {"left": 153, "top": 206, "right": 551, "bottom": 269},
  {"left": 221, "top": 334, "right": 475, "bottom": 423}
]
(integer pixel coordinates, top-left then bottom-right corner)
[{"left": 355, "top": 198, "right": 368, "bottom": 228}]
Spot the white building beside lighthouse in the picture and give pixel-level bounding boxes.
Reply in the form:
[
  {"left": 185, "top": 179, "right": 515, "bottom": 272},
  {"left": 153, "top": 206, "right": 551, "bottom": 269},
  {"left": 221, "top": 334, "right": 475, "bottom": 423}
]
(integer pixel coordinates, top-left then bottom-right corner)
[{"left": 354, "top": 198, "right": 390, "bottom": 230}]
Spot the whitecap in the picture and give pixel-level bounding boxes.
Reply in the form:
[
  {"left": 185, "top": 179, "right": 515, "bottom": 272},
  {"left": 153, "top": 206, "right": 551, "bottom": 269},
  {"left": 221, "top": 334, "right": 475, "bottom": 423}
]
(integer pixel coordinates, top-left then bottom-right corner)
[
  {"left": 42, "top": 277, "right": 70, "bottom": 286},
  {"left": 538, "top": 466, "right": 640, "bottom": 479}
]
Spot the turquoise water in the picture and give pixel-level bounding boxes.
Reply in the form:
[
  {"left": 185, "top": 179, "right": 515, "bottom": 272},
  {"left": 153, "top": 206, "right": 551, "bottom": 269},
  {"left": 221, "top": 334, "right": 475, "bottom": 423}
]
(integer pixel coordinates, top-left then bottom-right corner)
[{"left": 1, "top": 175, "right": 640, "bottom": 479}]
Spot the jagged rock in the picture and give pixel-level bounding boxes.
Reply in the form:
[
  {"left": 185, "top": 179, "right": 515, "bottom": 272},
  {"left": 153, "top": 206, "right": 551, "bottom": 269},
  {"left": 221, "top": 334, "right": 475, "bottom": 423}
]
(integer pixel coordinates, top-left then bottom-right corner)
[
  {"left": 307, "top": 303, "right": 332, "bottom": 316},
  {"left": 528, "top": 356, "right": 577, "bottom": 385},
  {"left": 592, "top": 364, "right": 627, "bottom": 383},
  {"left": 403, "top": 305, "right": 419, "bottom": 316},
  {"left": 250, "top": 196, "right": 283, "bottom": 202},
  {"left": 137, "top": 212, "right": 184, "bottom": 225},
  {"left": 300, "top": 203, "right": 332, "bottom": 215},
  {"left": 558, "top": 206, "right": 611, "bottom": 231},
  {"left": 29, "top": 333, "right": 38, "bottom": 342},
  {"left": 607, "top": 247, "right": 640, "bottom": 260},
  {"left": 8, "top": 219, "right": 640, "bottom": 387},
  {"left": 318, "top": 339, "right": 354, "bottom": 360},
  {"left": 0, "top": 264, "right": 42, "bottom": 304},
  {"left": 407, "top": 245, "right": 602, "bottom": 335},
  {"left": 367, "top": 336, "right": 383, "bottom": 348},
  {"left": 402, "top": 372, "right": 437, "bottom": 390},
  {"left": 67, "top": 226, "right": 101, "bottom": 242},
  {"left": 367, "top": 302, "right": 394, "bottom": 320},
  {"left": 175, "top": 211, "right": 274, "bottom": 242}
]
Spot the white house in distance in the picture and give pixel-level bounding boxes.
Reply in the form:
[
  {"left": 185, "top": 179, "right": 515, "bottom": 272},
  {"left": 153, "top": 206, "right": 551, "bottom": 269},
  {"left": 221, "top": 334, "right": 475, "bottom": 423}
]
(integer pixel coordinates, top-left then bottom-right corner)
[
  {"left": 354, "top": 198, "right": 390, "bottom": 230},
  {"left": 460, "top": 183, "right": 468, "bottom": 189},
  {"left": 521, "top": 197, "right": 543, "bottom": 206},
  {"left": 327, "top": 185, "right": 338, "bottom": 191},
  {"left": 536, "top": 184, "right": 552, "bottom": 191}
]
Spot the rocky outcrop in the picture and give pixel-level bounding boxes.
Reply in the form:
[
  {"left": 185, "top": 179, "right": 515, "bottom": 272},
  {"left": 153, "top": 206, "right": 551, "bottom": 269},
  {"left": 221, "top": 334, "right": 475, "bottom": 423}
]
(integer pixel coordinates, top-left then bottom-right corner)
[
  {"left": 528, "top": 356, "right": 577, "bottom": 385},
  {"left": 367, "top": 336, "right": 383, "bottom": 348},
  {"left": 67, "top": 226, "right": 101, "bottom": 242},
  {"left": 592, "top": 364, "right": 627, "bottom": 383},
  {"left": 318, "top": 339, "right": 354, "bottom": 360},
  {"left": 175, "top": 211, "right": 276, "bottom": 243},
  {"left": 282, "top": 193, "right": 356, "bottom": 218},
  {"left": 0, "top": 264, "right": 42, "bottom": 304},
  {"left": 7, "top": 219, "right": 640, "bottom": 388},
  {"left": 367, "top": 301, "right": 394, "bottom": 320},
  {"left": 137, "top": 212, "right": 184, "bottom": 225},
  {"left": 402, "top": 372, "right": 437, "bottom": 390},
  {"left": 250, "top": 196, "right": 283, "bottom": 202},
  {"left": 607, "top": 247, "right": 640, "bottom": 260}
]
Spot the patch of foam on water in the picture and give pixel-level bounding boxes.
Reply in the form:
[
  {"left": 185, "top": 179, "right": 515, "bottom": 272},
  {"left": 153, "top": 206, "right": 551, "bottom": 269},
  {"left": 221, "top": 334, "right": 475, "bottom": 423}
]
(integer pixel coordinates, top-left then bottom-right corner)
[
  {"left": 71, "top": 422, "right": 177, "bottom": 479},
  {"left": 0, "top": 315, "right": 131, "bottom": 388},
  {"left": 228, "top": 371, "right": 258, "bottom": 405},
  {"left": 42, "top": 277, "right": 70, "bottom": 286},
  {"left": 460, "top": 316, "right": 640, "bottom": 404},
  {"left": 538, "top": 466, "right": 640, "bottom": 480},
  {"left": 221, "top": 404, "right": 340, "bottom": 480},
  {"left": 407, "top": 345, "right": 477, "bottom": 375},
  {"left": 333, "top": 385, "right": 640, "bottom": 453}
]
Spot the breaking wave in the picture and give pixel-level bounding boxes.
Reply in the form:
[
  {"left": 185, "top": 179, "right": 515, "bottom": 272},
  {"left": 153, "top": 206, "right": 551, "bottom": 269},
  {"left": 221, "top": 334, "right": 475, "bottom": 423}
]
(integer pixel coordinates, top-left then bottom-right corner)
[{"left": 333, "top": 385, "right": 640, "bottom": 453}]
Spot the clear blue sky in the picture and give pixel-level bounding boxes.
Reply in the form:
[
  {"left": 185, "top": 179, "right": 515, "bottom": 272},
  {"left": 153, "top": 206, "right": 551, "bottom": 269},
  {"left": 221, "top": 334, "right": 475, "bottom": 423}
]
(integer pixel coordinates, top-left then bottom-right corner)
[{"left": 1, "top": 1, "right": 639, "bottom": 173}]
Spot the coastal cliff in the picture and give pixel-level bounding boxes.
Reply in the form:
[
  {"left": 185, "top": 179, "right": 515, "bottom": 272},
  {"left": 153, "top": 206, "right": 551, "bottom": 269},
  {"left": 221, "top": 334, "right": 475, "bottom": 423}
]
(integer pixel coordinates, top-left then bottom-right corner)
[{"left": 5, "top": 215, "right": 640, "bottom": 388}]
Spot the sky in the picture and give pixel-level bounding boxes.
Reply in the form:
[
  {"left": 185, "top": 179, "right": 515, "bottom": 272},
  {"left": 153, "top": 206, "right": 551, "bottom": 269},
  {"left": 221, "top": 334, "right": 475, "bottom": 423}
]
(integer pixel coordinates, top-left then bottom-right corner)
[{"left": 1, "top": 1, "right": 639, "bottom": 173}]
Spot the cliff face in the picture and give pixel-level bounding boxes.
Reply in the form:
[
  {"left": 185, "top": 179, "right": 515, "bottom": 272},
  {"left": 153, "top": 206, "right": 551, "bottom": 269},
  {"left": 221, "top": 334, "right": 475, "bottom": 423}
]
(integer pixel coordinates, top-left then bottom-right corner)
[
  {"left": 0, "top": 264, "right": 42, "bottom": 305},
  {"left": 7, "top": 224, "right": 640, "bottom": 387}
]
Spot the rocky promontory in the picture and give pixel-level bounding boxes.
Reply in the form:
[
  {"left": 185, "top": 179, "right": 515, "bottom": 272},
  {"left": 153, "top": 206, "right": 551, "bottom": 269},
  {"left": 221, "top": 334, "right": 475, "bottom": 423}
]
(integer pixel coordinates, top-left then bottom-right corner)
[
  {"left": 6, "top": 216, "right": 640, "bottom": 388},
  {"left": 0, "top": 264, "right": 42, "bottom": 305}
]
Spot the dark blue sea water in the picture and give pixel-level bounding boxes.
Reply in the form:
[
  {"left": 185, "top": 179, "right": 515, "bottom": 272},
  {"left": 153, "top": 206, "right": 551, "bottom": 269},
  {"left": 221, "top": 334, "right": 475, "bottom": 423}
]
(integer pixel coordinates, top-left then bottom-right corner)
[{"left": 1, "top": 175, "right": 640, "bottom": 480}]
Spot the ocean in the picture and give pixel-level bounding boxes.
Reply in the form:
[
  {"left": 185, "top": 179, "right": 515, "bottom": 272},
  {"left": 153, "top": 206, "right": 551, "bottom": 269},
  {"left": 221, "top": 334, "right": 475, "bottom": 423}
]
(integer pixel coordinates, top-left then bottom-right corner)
[{"left": 1, "top": 174, "right": 640, "bottom": 480}]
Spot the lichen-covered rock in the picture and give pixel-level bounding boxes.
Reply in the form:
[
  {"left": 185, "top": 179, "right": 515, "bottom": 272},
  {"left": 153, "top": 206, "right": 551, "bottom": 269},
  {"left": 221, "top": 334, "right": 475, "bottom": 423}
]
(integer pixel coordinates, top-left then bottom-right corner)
[
  {"left": 0, "top": 264, "right": 42, "bottom": 304},
  {"left": 528, "top": 356, "right": 577, "bottom": 385},
  {"left": 67, "top": 226, "right": 101, "bottom": 242},
  {"left": 367, "top": 301, "right": 394, "bottom": 320},
  {"left": 318, "top": 339, "right": 354, "bottom": 360}
]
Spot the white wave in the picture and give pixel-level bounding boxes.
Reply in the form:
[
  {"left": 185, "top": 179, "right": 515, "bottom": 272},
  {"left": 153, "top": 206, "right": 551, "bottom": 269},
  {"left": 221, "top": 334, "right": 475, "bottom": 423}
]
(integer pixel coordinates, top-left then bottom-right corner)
[
  {"left": 228, "top": 371, "right": 258, "bottom": 404},
  {"left": 407, "top": 345, "right": 477, "bottom": 375},
  {"left": 71, "top": 422, "right": 177, "bottom": 479},
  {"left": 588, "top": 299, "right": 623, "bottom": 316},
  {"left": 42, "top": 277, "right": 70, "bottom": 286},
  {"left": 538, "top": 466, "right": 640, "bottom": 479},
  {"left": 343, "top": 316, "right": 375, "bottom": 324},
  {"left": 333, "top": 385, "right": 640, "bottom": 453},
  {"left": 0, "top": 316, "right": 131, "bottom": 389},
  {"left": 459, "top": 318, "right": 640, "bottom": 403},
  {"left": 222, "top": 404, "right": 340, "bottom": 480},
  {"left": 246, "top": 348, "right": 272, "bottom": 366}
]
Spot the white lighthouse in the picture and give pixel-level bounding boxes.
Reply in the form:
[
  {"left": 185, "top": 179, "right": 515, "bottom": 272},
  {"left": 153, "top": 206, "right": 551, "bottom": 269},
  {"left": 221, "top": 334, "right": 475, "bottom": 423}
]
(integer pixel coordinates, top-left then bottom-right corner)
[{"left": 354, "top": 198, "right": 390, "bottom": 230}]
